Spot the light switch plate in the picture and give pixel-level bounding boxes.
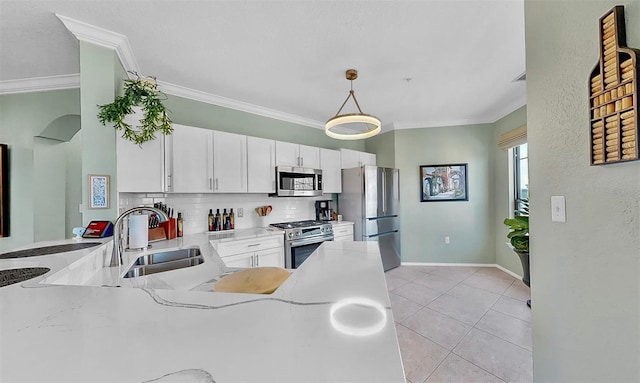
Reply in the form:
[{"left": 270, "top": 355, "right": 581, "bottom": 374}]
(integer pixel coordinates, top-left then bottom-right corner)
[{"left": 551, "top": 196, "right": 566, "bottom": 222}]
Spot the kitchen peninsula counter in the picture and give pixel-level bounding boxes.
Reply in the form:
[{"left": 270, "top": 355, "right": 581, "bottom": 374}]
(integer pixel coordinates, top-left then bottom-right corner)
[{"left": 0, "top": 234, "right": 404, "bottom": 382}]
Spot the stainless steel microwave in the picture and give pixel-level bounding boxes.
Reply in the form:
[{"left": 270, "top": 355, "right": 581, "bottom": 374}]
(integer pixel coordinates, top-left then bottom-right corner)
[{"left": 273, "top": 166, "right": 323, "bottom": 197}]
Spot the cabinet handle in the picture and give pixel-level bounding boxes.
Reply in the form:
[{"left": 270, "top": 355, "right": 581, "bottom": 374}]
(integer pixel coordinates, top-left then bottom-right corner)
[
  {"left": 209, "top": 178, "right": 212, "bottom": 190},
  {"left": 247, "top": 243, "right": 260, "bottom": 247},
  {"left": 167, "top": 174, "right": 172, "bottom": 189},
  {"left": 301, "top": 157, "right": 304, "bottom": 167},
  {"left": 255, "top": 255, "right": 259, "bottom": 267},
  {"left": 215, "top": 178, "right": 219, "bottom": 190},
  {"left": 250, "top": 255, "right": 254, "bottom": 268}
]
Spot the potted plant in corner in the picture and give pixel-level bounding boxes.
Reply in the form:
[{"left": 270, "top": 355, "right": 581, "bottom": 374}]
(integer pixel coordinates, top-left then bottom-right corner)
[{"left": 503, "top": 199, "right": 530, "bottom": 307}]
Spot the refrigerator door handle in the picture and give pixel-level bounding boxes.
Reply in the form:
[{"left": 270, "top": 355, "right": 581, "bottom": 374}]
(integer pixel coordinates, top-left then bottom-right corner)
[{"left": 381, "top": 170, "right": 386, "bottom": 215}]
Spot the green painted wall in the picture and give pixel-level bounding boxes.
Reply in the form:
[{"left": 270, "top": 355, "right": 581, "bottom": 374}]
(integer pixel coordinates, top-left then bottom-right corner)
[
  {"left": 394, "top": 124, "right": 496, "bottom": 264},
  {"left": 493, "top": 105, "right": 527, "bottom": 275},
  {"left": 164, "top": 95, "right": 366, "bottom": 151},
  {"left": 0, "top": 89, "right": 80, "bottom": 251},
  {"left": 80, "top": 42, "right": 119, "bottom": 224},
  {"left": 365, "top": 130, "right": 395, "bottom": 168},
  {"left": 525, "top": 0, "right": 639, "bottom": 381}
]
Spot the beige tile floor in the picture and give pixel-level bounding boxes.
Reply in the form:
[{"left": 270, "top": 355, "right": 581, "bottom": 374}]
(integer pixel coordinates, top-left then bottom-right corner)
[{"left": 385, "top": 265, "right": 532, "bottom": 383}]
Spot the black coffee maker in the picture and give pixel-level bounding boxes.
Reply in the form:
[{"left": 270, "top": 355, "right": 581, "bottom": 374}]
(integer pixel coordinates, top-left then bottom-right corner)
[{"left": 315, "top": 200, "right": 333, "bottom": 221}]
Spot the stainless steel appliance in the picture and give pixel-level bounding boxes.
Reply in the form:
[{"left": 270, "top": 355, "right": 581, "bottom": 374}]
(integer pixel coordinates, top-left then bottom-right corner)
[
  {"left": 339, "top": 166, "right": 401, "bottom": 271},
  {"left": 315, "top": 200, "right": 334, "bottom": 221},
  {"left": 270, "top": 220, "right": 333, "bottom": 269},
  {"left": 272, "top": 166, "right": 323, "bottom": 197}
]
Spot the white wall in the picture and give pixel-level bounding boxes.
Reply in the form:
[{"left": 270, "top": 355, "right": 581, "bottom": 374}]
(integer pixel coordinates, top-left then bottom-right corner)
[{"left": 525, "top": 0, "right": 639, "bottom": 381}]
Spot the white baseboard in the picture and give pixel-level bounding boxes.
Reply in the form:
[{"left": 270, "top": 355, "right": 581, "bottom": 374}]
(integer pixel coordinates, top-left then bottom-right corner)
[
  {"left": 400, "top": 262, "right": 523, "bottom": 280},
  {"left": 494, "top": 264, "right": 522, "bottom": 279}
]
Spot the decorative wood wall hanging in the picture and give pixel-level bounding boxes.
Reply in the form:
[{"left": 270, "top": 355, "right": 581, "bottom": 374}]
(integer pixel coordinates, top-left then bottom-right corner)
[{"left": 589, "top": 6, "right": 639, "bottom": 165}]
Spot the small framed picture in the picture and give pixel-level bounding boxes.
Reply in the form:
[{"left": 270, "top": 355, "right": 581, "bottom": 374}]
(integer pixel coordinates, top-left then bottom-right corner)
[
  {"left": 88, "top": 174, "right": 110, "bottom": 209},
  {"left": 420, "top": 164, "right": 468, "bottom": 202}
]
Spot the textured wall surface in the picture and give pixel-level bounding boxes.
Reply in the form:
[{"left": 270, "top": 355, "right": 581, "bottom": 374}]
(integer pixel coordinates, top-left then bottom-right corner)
[
  {"left": 525, "top": 0, "right": 640, "bottom": 381},
  {"left": 0, "top": 89, "right": 80, "bottom": 251},
  {"left": 395, "top": 124, "right": 496, "bottom": 264},
  {"left": 493, "top": 105, "right": 527, "bottom": 275}
]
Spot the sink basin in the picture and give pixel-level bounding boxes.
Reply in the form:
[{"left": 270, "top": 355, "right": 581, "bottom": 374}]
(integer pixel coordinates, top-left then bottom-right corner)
[
  {"left": 1, "top": 267, "right": 51, "bottom": 287},
  {"left": 0, "top": 243, "right": 102, "bottom": 259},
  {"left": 124, "top": 248, "right": 204, "bottom": 278}
]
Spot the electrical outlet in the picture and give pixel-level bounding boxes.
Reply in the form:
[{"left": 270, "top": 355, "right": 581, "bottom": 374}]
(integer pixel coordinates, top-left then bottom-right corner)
[
  {"left": 551, "top": 196, "right": 566, "bottom": 222},
  {"left": 238, "top": 208, "right": 243, "bottom": 217},
  {"left": 444, "top": 236, "right": 450, "bottom": 244}
]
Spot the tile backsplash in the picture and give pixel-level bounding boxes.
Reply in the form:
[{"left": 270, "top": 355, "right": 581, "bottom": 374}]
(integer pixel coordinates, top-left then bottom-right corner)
[{"left": 119, "top": 192, "right": 334, "bottom": 235}]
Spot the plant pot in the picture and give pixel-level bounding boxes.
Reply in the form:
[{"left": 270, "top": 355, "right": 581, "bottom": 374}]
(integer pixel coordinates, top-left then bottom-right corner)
[{"left": 515, "top": 250, "right": 530, "bottom": 287}]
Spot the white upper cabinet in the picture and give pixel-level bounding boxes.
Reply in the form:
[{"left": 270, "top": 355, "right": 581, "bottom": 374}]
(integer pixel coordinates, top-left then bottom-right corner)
[
  {"left": 275, "top": 141, "right": 320, "bottom": 169},
  {"left": 212, "top": 131, "right": 247, "bottom": 193},
  {"left": 116, "top": 133, "right": 165, "bottom": 193},
  {"left": 247, "top": 136, "right": 276, "bottom": 193},
  {"left": 166, "top": 124, "right": 213, "bottom": 193},
  {"left": 340, "top": 148, "right": 377, "bottom": 169},
  {"left": 320, "top": 148, "right": 342, "bottom": 193},
  {"left": 298, "top": 144, "right": 320, "bottom": 169}
]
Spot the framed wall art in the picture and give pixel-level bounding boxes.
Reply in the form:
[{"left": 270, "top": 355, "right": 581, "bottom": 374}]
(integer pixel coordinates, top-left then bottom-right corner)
[
  {"left": 88, "top": 174, "right": 110, "bottom": 209},
  {"left": 0, "top": 144, "right": 9, "bottom": 237},
  {"left": 420, "top": 163, "right": 468, "bottom": 202}
]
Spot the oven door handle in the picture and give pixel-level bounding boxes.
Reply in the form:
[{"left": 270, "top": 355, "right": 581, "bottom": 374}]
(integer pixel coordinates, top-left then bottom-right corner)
[{"left": 289, "top": 236, "right": 334, "bottom": 248}]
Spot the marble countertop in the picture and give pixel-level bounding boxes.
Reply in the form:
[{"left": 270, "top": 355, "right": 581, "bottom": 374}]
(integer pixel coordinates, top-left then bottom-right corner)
[{"left": 0, "top": 230, "right": 404, "bottom": 382}]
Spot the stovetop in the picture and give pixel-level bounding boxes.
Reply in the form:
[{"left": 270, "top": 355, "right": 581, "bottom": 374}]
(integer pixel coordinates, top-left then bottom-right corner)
[
  {"left": 270, "top": 220, "right": 333, "bottom": 240},
  {"left": 270, "top": 220, "right": 329, "bottom": 229}
]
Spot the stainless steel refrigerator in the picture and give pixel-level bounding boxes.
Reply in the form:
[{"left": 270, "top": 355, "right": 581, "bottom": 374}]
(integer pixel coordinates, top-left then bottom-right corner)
[{"left": 339, "top": 166, "right": 401, "bottom": 271}]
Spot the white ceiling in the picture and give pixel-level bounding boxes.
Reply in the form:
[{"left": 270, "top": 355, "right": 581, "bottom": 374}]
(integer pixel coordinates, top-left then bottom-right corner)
[{"left": 0, "top": 0, "right": 526, "bottom": 131}]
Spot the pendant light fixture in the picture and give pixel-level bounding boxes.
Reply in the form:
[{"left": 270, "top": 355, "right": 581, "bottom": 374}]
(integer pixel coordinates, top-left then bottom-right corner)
[{"left": 325, "top": 69, "right": 381, "bottom": 140}]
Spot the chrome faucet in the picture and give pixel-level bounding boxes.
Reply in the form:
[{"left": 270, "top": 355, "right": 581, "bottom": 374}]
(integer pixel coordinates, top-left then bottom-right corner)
[{"left": 110, "top": 206, "right": 169, "bottom": 267}]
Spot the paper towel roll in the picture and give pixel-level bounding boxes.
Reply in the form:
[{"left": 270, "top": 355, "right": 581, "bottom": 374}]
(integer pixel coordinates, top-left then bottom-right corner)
[{"left": 129, "top": 214, "right": 149, "bottom": 249}]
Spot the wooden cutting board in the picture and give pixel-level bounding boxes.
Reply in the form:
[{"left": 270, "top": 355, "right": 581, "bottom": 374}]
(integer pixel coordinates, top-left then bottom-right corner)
[{"left": 214, "top": 267, "right": 291, "bottom": 294}]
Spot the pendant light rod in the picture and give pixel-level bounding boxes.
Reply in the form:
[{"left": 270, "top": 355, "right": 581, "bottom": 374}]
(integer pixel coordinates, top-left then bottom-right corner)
[{"left": 325, "top": 68, "right": 381, "bottom": 140}]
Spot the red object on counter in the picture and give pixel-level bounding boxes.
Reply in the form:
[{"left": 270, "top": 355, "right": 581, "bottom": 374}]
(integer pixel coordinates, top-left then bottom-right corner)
[{"left": 159, "top": 218, "right": 177, "bottom": 240}]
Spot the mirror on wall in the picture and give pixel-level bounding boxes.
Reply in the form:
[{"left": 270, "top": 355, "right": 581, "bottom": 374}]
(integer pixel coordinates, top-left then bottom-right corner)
[{"left": 0, "top": 143, "right": 9, "bottom": 237}]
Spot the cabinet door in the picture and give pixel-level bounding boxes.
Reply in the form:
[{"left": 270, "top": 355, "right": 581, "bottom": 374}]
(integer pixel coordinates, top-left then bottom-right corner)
[
  {"left": 275, "top": 141, "right": 299, "bottom": 166},
  {"left": 247, "top": 136, "right": 276, "bottom": 193},
  {"left": 360, "top": 152, "right": 377, "bottom": 166},
  {"left": 255, "top": 247, "right": 284, "bottom": 268},
  {"left": 212, "top": 131, "right": 247, "bottom": 193},
  {"left": 340, "top": 148, "right": 361, "bottom": 169},
  {"left": 320, "top": 148, "right": 342, "bottom": 193},
  {"left": 116, "top": 133, "right": 165, "bottom": 192},
  {"left": 298, "top": 144, "right": 320, "bottom": 169},
  {"left": 167, "top": 125, "right": 213, "bottom": 193},
  {"left": 332, "top": 225, "right": 354, "bottom": 241},
  {"left": 221, "top": 252, "right": 255, "bottom": 268}
]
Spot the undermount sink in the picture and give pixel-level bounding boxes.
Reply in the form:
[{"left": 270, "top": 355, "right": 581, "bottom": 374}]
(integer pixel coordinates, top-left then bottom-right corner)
[
  {"left": 0, "top": 243, "right": 102, "bottom": 259},
  {"left": 123, "top": 248, "right": 204, "bottom": 278}
]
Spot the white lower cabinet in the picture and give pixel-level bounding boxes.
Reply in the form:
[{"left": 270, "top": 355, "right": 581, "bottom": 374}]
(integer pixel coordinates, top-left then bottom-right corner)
[
  {"left": 213, "top": 235, "right": 284, "bottom": 269},
  {"left": 332, "top": 222, "right": 354, "bottom": 241}
]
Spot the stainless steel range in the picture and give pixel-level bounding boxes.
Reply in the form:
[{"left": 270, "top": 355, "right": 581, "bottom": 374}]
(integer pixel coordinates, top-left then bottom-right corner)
[{"left": 270, "top": 220, "right": 333, "bottom": 269}]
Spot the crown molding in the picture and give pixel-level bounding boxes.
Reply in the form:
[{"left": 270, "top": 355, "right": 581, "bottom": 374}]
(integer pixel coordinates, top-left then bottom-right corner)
[
  {"left": 10, "top": 16, "right": 526, "bottom": 131},
  {"left": 158, "top": 80, "right": 325, "bottom": 129},
  {"left": 56, "top": 14, "right": 139, "bottom": 76},
  {"left": 0, "top": 74, "right": 80, "bottom": 94}
]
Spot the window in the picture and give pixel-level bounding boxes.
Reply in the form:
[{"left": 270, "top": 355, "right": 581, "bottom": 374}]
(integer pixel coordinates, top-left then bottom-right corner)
[{"left": 513, "top": 143, "right": 528, "bottom": 214}]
